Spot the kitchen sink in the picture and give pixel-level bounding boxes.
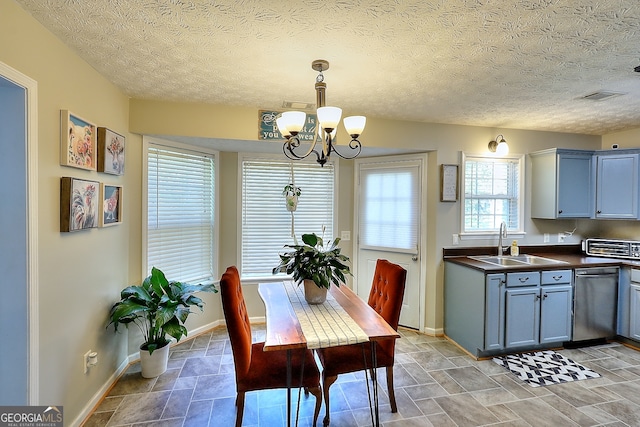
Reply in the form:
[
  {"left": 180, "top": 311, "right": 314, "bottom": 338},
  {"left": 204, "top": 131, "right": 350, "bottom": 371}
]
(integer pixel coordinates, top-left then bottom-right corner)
[{"left": 468, "top": 255, "right": 568, "bottom": 267}]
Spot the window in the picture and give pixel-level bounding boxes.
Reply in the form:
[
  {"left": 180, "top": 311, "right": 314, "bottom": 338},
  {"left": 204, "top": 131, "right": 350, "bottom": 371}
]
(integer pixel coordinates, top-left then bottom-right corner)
[
  {"left": 146, "top": 142, "right": 216, "bottom": 283},
  {"left": 241, "top": 156, "right": 335, "bottom": 279},
  {"left": 359, "top": 162, "right": 421, "bottom": 252},
  {"left": 461, "top": 153, "right": 524, "bottom": 235}
]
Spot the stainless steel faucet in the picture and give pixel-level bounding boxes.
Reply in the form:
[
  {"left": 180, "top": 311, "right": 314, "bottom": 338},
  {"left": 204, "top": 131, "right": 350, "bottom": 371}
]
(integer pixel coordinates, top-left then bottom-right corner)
[{"left": 498, "top": 221, "right": 508, "bottom": 255}]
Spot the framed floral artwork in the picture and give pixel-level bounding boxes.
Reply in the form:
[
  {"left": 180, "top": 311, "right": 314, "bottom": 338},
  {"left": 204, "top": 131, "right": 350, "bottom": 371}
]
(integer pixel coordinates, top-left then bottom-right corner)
[
  {"left": 60, "top": 110, "right": 97, "bottom": 171},
  {"left": 99, "top": 183, "right": 123, "bottom": 227},
  {"left": 97, "top": 127, "right": 125, "bottom": 175},
  {"left": 60, "top": 177, "right": 100, "bottom": 232}
]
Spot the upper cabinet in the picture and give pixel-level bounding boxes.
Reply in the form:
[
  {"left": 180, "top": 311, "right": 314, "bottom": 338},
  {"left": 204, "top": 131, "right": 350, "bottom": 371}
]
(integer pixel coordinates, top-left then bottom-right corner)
[
  {"left": 595, "top": 153, "right": 639, "bottom": 219},
  {"left": 530, "top": 149, "right": 594, "bottom": 219}
]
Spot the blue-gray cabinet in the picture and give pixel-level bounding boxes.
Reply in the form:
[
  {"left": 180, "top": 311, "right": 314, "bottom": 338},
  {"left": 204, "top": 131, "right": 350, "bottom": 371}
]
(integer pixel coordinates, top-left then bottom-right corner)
[
  {"left": 485, "top": 273, "right": 505, "bottom": 351},
  {"left": 530, "top": 149, "right": 593, "bottom": 219},
  {"left": 595, "top": 153, "right": 639, "bottom": 219},
  {"left": 445, "top": 262, "right": 573, "bottom": 357},
  {"left": 505, "top": 270, "right": 573, "bottom": 349}
]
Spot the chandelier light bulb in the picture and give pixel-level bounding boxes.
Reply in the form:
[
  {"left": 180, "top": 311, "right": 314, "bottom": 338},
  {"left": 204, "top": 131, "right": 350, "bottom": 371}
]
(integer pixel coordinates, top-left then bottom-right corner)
[
  {"left": 281, "top": 111, "right": 306, "bottom": 134},
  {"left": 276, "top": 116, "right": 291, "bottom": 138},
  {"left": 496, "top": 140, "right": 509, "bottom": 155},
  {"left": 343, "top": 116, "right": 366, "bottom": 137},
  {"left": 317, "top": 106, "right": 342, "bottom": 130}
]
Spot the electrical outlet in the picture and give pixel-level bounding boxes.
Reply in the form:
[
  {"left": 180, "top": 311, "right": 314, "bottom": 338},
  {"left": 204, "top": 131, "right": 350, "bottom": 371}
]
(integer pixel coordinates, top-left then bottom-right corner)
[
  {"left": 340, "top": 231, "right": 350, "bottom": 241},
  {"left": 543, "top": 233, "right": 550, "bottom": 243},
  {"left": 452, "top": 234, "right": 459, "bottom": 245},
  {"left": 558, "top": 233, "right": 566, "bottom": 243}
]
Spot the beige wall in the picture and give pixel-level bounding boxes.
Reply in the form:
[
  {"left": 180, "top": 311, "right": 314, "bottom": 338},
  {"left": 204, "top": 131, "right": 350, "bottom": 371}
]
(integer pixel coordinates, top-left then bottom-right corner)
[
  {"left": 1, "top": 1, "right": 139, "bottom": 423},
  {"left": 4, "top": 0, "right": 640, "bottom": 424}
]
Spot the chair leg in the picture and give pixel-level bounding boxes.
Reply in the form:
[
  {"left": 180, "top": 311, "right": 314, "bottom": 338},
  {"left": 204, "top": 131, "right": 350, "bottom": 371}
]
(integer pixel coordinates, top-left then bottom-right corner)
[
  {"left": 306, "top": 385, "right": 323, "bottom": 426},
  {"left": 235, "top": 391, "right": 245, "bottom": 427},
  {"left": 322, "top": 374, "right": 338, "bottom": 426},
  {"left": 386, "top": 366, "right": 397, "bottom": 413}
]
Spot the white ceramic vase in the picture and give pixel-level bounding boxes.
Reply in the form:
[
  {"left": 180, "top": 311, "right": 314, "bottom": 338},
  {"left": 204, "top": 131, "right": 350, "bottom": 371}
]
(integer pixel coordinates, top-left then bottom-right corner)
[
  {"left": 139, "top": 342, "right": 170, "bottom": 378},
  {"left": 303, "top": 279, "right": 328, "bottom": 304}
]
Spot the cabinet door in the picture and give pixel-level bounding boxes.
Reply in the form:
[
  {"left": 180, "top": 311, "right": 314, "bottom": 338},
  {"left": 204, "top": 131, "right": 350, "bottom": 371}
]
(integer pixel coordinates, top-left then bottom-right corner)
[
  {"left": 540, "top": 285, "right": 573, "bottom": 344},
  {"left": 596, "top": 154, "right": 639, "bottom": 219},
  {"left": 485, "top": 273, "right": 505, "bottom": 351},
  {"left": 557, "top": 153, "right": 592, "bottom": 217},
  {"left": 505, "top": 287, "right": 540, "bottom": 348},
  {"left": 629, "top": 284, "right": 640, "bottom": 341}
]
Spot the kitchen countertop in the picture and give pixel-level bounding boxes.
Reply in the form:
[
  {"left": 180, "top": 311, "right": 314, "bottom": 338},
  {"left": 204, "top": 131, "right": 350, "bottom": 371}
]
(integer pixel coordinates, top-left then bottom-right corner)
[{"left": 443, "top": 244, "right": 635, "bottom": 272}]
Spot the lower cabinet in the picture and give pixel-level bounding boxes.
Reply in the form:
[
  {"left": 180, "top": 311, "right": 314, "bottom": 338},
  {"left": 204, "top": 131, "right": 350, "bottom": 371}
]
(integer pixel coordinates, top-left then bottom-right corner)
[
  {"left": 505, "top": 270, "right": 573, "bottom": 349},
  {"left": 485, "top": 273, "right": 505, "bottom": 351},
  {"left": 630, "top": 282, "right": 640, "bottom": 341}
]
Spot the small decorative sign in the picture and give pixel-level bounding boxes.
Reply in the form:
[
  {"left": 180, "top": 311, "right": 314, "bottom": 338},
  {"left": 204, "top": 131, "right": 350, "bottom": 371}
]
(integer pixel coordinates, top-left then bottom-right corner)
[
  {"left": 440, "top": 164, "right": 459, "bottom": 202},
  {"left": 258, "top": 110, "right": 318, "bottom": 141}
]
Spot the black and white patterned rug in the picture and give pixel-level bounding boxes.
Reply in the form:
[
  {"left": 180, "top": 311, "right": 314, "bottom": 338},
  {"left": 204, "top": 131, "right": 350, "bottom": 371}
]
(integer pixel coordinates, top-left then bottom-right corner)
[{"left": 493, "top": 350, "right": 600, "bottom": 387}]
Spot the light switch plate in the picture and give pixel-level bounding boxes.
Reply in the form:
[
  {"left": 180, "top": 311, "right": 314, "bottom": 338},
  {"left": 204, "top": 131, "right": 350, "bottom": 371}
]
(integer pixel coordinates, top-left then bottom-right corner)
[{"left": 340, "top": 231, "right": 350, "bottom": 241}]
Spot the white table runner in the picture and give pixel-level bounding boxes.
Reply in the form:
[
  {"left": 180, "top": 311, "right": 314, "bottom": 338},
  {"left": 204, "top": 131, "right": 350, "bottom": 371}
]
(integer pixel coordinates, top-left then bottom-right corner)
[{"left": 283, "top": 281, "right": 370, "bottom": 349}]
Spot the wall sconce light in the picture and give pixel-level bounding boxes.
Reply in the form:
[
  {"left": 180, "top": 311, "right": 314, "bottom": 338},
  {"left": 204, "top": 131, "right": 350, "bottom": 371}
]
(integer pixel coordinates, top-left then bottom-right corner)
[{"left": 488, "top": 135, "right": 509, "bottom": 155}]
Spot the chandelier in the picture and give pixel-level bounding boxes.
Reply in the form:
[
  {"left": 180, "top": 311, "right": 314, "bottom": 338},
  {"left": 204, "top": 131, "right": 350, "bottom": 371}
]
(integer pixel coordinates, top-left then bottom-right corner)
[{"left": 276, "top": 60, "right": 366, "bottom": 167}]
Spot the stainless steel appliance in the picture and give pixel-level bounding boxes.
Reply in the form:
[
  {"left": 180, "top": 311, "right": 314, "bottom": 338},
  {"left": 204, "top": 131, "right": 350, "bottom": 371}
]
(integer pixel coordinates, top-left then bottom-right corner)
[
  {"left": 573, "top": 267, "right": 619, "bottom": 341},
  {"left": 584, "top": 238, "right": 640, "bottom": 259}
]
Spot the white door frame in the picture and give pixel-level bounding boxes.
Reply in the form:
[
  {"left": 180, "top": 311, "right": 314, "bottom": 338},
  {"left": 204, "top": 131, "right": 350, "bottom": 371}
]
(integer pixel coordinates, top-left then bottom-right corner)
[
  {"left": 352, "top": 153, "right": 428, "bottom": 332},
  {"left": 0, "top": 61, "right": 39, "bottom": 404}
]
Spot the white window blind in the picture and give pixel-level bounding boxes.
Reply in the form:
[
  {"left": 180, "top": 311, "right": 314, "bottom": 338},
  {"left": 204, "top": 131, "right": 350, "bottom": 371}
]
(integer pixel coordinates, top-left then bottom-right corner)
[
  {"left": 359, "top": 164, "right": 420, "bottom": 252},
  {"left": 463, "top": 155, "right": 521, "bottom": 233},
  {"left": 147, "top": 146, "right": 215, "bottom": 284},
  {"left": 241, "top": 158, "right": 335, "bottom": 278}
]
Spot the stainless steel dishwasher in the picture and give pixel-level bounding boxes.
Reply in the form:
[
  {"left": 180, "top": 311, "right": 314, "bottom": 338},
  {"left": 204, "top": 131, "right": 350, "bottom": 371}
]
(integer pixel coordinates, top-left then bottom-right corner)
[{"left": 573, "top": 267, "right": 619, "bottom": 341}]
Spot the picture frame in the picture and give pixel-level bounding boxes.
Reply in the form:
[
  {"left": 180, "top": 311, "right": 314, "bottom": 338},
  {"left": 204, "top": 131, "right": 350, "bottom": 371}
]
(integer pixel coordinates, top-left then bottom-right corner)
[
  {"left": 97, "top": 127, "right": 125, "bottom": 175},
  {"left": 60, "top": 110, "right": 97, "bottom": 171},
  {"left": 99, "top": 184, "right": 123, "bottom": 227},
  {"left": 440, "top": 164, "right": 459, "bottom": 202},
  {"left": 60, "top": 177, "right": 100, "bottom": 232}
]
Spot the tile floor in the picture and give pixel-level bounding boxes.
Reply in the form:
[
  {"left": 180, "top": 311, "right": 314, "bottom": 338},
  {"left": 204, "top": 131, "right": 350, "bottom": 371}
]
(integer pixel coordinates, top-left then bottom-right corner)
[{"left": 83, "top": 325, "right": 640, "bottom": 426}]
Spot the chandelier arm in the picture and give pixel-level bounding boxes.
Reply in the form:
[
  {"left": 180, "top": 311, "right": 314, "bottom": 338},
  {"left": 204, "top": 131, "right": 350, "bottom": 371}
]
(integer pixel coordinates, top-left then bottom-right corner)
[
  {"left": 328, "top": 138, "right": 362, "bottom": 160},
  {"left": 282, "top": 137, "right": 325, "bottom": 162}
]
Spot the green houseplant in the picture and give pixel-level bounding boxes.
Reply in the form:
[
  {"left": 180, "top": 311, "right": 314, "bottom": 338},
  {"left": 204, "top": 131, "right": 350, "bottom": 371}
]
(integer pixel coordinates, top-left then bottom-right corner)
[
  {"left": 273, "top": 233, "right": 351, "bottom": 303},
  {"left": 108, "top": 267, "right": 218, "bottom": 377}
]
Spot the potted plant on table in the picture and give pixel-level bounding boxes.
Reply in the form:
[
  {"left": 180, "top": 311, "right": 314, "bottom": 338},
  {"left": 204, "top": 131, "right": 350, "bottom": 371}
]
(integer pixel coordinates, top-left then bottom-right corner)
[
  {"left": 108, "top": 267, "right": 218, "bottom": 378},
  {"left": 273, "top": 232, "right": 351, "bottom": 304}
]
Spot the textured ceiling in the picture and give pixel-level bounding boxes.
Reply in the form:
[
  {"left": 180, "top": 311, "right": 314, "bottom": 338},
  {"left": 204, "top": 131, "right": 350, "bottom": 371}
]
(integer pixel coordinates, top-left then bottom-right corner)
[{"left": 14, "top": 0, "right": 640, "bottom": 136}]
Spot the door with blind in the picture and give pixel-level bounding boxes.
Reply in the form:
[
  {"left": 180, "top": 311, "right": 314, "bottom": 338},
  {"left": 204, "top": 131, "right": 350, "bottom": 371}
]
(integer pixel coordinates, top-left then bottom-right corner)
[{"left": 354, "top": 156, "right": 425, "bottom": 330}]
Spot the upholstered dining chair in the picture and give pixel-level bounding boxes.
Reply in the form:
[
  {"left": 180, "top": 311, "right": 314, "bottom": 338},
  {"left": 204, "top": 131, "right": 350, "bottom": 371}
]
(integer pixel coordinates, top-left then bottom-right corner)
[
  {"left": 219, "top": 266, "right": 323, "bottom": 427},
  {"left": 316, "top": 259, "right": 407, "bottom": 426}
]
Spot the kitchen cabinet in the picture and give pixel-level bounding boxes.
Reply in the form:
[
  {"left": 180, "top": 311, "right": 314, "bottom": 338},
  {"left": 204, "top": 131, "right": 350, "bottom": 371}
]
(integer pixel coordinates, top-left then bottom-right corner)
[
  {"left": 622, "top": 268, "right": 640, "bottom": 341},
  {"left": 595, "top": 153, "right": 639, "bottom": 219},
  {"left": 530, "top": 149, "right": 593, "bottom": 219},
  {"left": 445, "top": 262, "right": 573, "bottom": 357},
  {"left": 505, "top": 270, "right": 572, "bottom": 348},
  {"left": 485, "top": 273, "right": 505, "bottom": 351}
]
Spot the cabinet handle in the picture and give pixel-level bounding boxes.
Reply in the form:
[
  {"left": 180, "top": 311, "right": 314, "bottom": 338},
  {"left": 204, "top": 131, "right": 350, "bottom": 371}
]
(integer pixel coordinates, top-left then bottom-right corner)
[
  {"left": 558, "top": 210, "right": 563, "bottom": 214},
  {"left": 552, "top": 275, "right": 562, "bottom": 281},
  {"left": 543, "top": 293, "right": 548, "bottom": 299},
  {"left": 597, "top": 210, "right": 602, "bottom": 214},
  {"left": 518, "top": 277, "right": 529, "bottom": 283},
  {"left": 536, "top": 294, "right": 541, "bottom": 300}
]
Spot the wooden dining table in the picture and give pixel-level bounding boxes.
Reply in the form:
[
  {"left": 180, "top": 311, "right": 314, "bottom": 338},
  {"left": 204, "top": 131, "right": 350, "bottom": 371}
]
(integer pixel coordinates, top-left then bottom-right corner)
[{"left": 258, "top": 281, "right": 400, "bottom": 427}]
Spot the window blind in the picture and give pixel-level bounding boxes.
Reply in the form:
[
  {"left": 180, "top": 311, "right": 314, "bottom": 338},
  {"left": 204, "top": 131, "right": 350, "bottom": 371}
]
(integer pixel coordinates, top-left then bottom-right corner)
[
  {"left": 359, "top": 164, "right": 420, "bottom": 252},
  {"left": 463, "top": 156, "right": 520, "bottom": 232},
  {"left": 241, "top": 158, "right": 335, "bottom": 278},
  {"left": 147, "top": 146, "right": 215, "bottom": 284}
]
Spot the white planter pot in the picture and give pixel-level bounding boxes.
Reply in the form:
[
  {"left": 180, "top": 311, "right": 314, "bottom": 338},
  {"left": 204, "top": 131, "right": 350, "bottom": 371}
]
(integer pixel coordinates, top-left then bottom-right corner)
[
  {"left": 303, "top": 279, "right": 328, "bottom": 304},
  {"left": 286, "top": 195, "right": 298, "bottom": 212},
  {"left": 139, "top": 342, "right": 170, "bottom": 378}
]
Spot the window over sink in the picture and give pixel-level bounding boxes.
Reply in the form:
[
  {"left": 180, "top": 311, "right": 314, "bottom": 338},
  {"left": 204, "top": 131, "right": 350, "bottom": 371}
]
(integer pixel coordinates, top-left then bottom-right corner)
[{"left": 461, "top": 152, "right": 524, "bottom": 237}]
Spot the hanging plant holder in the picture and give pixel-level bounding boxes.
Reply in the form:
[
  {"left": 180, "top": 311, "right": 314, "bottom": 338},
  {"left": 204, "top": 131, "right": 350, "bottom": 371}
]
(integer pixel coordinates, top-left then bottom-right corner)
[{"left": 283, "top": 184, "right": 301, "bottom": 212}]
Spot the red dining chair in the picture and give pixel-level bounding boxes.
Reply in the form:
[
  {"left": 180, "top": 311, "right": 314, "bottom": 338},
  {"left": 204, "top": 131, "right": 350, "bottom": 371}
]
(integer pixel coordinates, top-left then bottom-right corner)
[
  {"left": 219, "top": 266, "right": 323, "bottom": 427},
  {"left": 316, "top": 259, "right": 407, "bottom": 426}
]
